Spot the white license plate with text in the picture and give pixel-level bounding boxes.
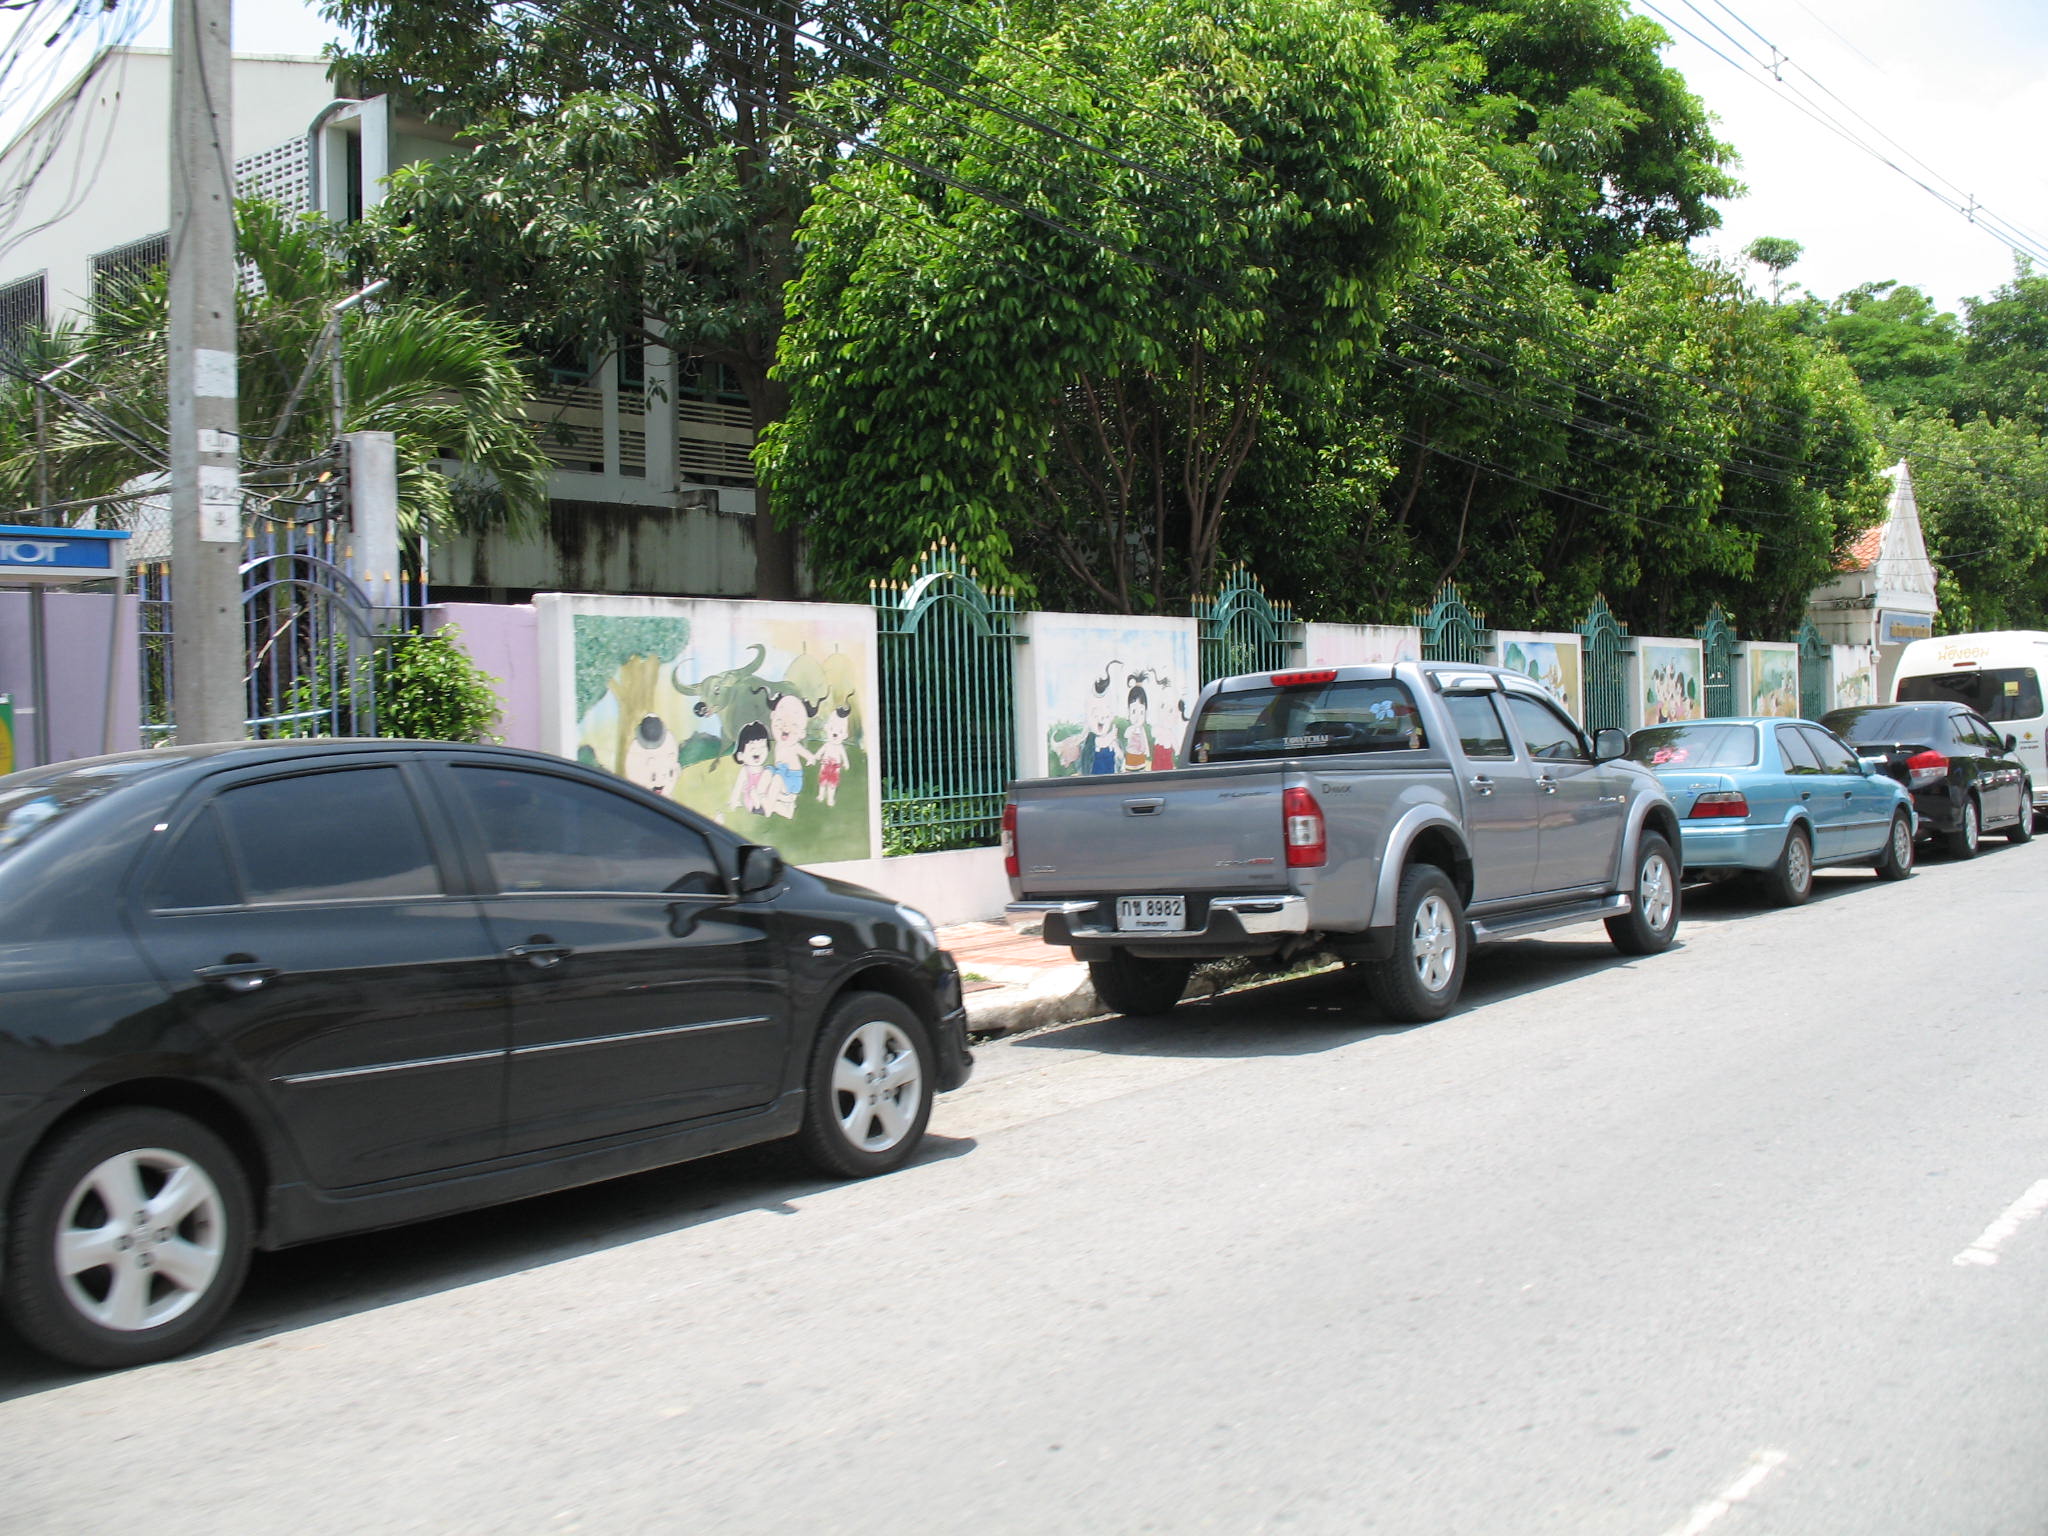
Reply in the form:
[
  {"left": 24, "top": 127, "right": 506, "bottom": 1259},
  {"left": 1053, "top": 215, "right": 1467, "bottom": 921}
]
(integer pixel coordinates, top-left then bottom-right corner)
[{"left": 1116, "top": 895, "right": 1186, "bottom": 932}]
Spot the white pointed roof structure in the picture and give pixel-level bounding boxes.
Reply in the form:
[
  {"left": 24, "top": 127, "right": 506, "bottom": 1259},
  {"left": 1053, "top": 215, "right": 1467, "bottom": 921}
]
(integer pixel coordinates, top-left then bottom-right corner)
[{"left": 1807, "top": 460, "right": 1938, "bottom": 647}]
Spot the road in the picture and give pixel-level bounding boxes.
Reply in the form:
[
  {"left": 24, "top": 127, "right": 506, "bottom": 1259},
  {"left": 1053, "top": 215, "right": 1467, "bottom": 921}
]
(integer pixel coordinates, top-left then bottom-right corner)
[{"left": 5, "top": 839, "right": 2048, "bottom": 1534}]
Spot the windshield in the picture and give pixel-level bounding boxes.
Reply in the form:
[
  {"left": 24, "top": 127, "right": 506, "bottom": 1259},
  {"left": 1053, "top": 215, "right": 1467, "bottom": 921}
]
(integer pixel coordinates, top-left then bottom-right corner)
[
  {"left": 1626, "top": 723, "right": 1759, "bottom": 769},
  {"left": 0, "top": 757, "right": 184, "bottom": 857},
  {"left": 1821, "top": 706, "right": 1943, "bottom": 744},
  {"left": 1188, "top": 679, "right": 1426, "bottom": 764},
  {"left": 1896, "top": 667, "right": 2043, "bottom": 721}
]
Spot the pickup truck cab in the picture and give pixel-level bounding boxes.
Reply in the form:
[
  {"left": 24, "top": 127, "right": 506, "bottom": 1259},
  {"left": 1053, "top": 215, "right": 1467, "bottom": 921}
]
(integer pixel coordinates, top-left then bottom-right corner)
[{"left": 1005, "top": 661, "right": 1682, "bottom": 1022}]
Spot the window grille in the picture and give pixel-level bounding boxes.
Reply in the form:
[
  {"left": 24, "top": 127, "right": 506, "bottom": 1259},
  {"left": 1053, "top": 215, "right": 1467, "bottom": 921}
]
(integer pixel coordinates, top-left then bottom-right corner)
[{"left": 90, "top": 233, "right": 168, "bottom": 309}]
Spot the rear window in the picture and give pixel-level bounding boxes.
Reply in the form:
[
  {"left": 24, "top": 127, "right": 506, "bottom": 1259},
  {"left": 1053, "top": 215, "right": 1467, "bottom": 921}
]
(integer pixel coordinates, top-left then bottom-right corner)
[
  {"left": 1627, "top": 723, "right": 1759, "bottom": 769},
  {"left": 1897, "top": 667, "right": 2043, "bottom": 721},
  {"left": 1188, "top": 679, "right": 1426, "bottom": 764},
  {"left": 1823, "top": 705, "right": 1946, "bottom": 744},
  {"left": 0, "top": 757, "right": 185, "bottom": 858}
]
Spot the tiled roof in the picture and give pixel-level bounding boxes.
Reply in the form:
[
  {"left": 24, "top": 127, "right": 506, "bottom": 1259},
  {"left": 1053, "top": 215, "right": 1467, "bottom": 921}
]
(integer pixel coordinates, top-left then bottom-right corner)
[{"left": 1838, "top": 522, "right": 1886, "bottom": 572}]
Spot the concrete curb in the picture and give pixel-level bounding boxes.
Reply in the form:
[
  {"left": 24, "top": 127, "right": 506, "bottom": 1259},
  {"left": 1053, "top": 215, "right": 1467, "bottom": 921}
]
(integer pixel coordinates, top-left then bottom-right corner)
[{"left": 963, "top": 963, "right": 1100, "bottom": 1037}]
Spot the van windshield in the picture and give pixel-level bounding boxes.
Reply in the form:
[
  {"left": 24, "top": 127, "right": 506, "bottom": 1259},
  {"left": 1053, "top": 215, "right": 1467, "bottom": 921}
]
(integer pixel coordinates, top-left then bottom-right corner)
[
  {"left": 1188, "top": 679, "right": 1426, "bottom": 764},
  {"left": 1897, "top": 667, "right": 2043, "bottom": 721}
]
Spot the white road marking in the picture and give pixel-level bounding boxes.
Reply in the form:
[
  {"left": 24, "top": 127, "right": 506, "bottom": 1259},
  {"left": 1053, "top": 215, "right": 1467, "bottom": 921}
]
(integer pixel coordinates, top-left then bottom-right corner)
[
  {"left": 1953, "top": 1177, "right": 2048, "bottom": 1267},
  {"left": 1660, "top": 1448, "right": 1789, "bottom": 1536}
]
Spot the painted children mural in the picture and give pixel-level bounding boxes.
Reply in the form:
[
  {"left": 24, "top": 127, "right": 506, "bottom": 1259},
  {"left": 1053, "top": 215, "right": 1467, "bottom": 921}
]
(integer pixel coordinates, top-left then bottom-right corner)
[
  {"left": 1749, "top": 646, "right": 1800, "bottom": 718},
  {"left": 1037, "top": 617, "right": 1198, "bottom": 777},
  {"left": 1496, "top": 634, "right": 1582, "bottom": 719},
  {"left": 563, "top": 603, "right": 876, "bottom": 864},
  {"left": 1640, "top": 643, "right": 1704, "bottom": 725}
]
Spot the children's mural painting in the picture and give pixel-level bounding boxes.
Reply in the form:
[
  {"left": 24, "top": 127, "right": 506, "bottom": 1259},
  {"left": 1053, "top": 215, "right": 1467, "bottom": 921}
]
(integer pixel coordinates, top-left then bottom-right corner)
[
  {"left": 541, "top": 597, "right": 879, "bottom": 864},
  {"left": 1831, "top": 645, "right": 1877, "bottom": 709},
  {"left": 1640, "top": 642, "right": 1704, "bottom": 725},
  {"left": 1748, "top": 644, "right": 1800, "bottom": 718},
  {"left": 1030, "top": 615, "right": 1198, "bottom": 777},
  {"left": 1302, "top": 624, "right": 1421, "bottom": 668},
  {"left": 1494, "top": 632, "right": 1582, "bottom": 718}
]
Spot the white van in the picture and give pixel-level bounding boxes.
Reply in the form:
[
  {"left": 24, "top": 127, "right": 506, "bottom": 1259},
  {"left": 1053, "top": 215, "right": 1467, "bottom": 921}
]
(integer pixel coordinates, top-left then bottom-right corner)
[{"left": 1891, "top": 631, "right": 2048, "bottom": 818}]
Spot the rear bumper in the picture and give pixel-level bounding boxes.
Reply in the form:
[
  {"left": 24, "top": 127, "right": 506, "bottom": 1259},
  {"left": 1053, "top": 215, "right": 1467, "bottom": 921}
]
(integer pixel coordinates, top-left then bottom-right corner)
[
  {"left": 1910, "top": 788, "right": 1965, "bottom": 834},
  {"left": 1675, "top": 821, "right": 1794, "bottom": 871},
  {"left": 1006, "top": 894, "right": 1309, "bottom": 956}
]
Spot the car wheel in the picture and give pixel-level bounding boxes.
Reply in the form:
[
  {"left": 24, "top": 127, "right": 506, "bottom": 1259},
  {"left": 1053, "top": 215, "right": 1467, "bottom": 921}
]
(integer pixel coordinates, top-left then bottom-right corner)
[
  {"left": 1874, "top": 811, "right": 1915, "bottom": 881},
  {"left": 1942, "top": 796, "right": 1981, "bottom": 859},
  {"left": 1087, "top": 952, "right": 1194, "bottom": 1017},
  {"left": 2, "top": 1108, "right": 252, "bottom": 1370},
  {"left": 1760, "top": 824, "right": 1814, "bottom": 906},
  {"left": 795, "top": 993, "right": 934, "bottom": 1179},
  {"left": 1607, "top": 832, "right": 1681, "bottom": 955},
  {"left": 1364, "top": 864, "right": 1467, "bottom": 1023},
  {"left": 2006, "top": 783, "right": 2035, "bottom": 843}
]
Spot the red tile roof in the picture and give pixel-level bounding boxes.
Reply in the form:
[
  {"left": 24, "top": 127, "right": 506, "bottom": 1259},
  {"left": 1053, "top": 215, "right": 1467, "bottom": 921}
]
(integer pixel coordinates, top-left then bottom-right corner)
[{"left": 1838, "top": 522, "right": 1886, "bottom": 572}]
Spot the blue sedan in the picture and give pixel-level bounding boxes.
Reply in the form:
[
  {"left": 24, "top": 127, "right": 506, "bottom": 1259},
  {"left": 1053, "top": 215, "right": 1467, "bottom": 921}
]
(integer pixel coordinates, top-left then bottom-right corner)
[{"left": 1625, "top": 717, "right": 1917, "bottom": 904}]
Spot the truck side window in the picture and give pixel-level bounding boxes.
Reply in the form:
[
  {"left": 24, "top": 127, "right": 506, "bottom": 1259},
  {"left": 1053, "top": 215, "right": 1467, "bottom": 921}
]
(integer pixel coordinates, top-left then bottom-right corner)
[
  {"left": 1444, "top": 695, "right": 1513, "bottom": 759},
  {"left": 1503, "top": 693, "right": 1587, "bottom": 761}
]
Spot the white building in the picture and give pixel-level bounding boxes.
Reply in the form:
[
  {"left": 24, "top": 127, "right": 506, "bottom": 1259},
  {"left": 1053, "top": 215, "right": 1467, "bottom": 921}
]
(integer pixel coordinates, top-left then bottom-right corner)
[
  {"left": 1805, "top": 460, "right": 1939, "bottom": 699},
  {"left": 0, "top": 47, "right": 765, "bottom": 600}
]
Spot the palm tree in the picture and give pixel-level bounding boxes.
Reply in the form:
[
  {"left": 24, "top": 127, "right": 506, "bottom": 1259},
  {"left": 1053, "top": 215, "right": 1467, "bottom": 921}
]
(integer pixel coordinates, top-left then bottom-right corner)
[{"left": 1, "top": 198, "right": 550, "bottom": 546}]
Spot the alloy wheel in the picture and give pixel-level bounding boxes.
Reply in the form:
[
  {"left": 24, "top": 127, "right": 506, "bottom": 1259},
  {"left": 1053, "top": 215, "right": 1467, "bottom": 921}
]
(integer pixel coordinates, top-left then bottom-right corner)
[
  {"left": 1640, "top": 849, "right": 1676, "bottom": 933},
  {"left": 830, "top": 1020, "right": 924, "bottom": 1154},
  {"left": 1410, "top": 893, "right": 1459, "bottom": 993},
  {"left": 54, "top": 1148, "right": 227, "bottom": 1333}
]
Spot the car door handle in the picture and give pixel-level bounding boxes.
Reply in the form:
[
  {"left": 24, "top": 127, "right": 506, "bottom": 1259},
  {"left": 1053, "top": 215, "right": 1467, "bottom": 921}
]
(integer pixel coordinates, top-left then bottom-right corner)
[
  {"left": 506, "top": 938, "right": 573, "bottom": 970},
  {"left": 1800, "top": 791, "right": 1811, "bottom": 801},
  {"left": 194, "top": 958, "right": 278, "bottom": 994},
  {"left": 1536, "top": 775, "right": 1558, "bottom": 794},
  {"left": 1467, "top": 775, "right": 1494, "bottom": 796}
]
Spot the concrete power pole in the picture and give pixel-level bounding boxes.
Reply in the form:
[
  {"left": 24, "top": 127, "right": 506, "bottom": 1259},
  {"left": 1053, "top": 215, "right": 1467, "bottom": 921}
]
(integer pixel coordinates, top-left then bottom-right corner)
[{"left": 168, "top": 0, "right": 245, "bottom": 744}]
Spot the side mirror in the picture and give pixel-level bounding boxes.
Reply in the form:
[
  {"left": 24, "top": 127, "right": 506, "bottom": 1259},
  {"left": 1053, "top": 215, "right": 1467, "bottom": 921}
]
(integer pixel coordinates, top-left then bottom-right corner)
[
  {"left": 1592, "top": 727, "right": 1630, "bottom": 763},
  {"left": 735, "top": 843, "right": 784, "bottom": 896},
  {"left": 2005, "top": 733, "right": 2019, "bottom": 754}
]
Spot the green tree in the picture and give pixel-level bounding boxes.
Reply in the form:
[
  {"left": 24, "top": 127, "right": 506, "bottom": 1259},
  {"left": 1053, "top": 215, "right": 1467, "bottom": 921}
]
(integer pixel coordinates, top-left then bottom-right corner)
[
  {"left": 2, "top": 201, "right": 549, "bottom": 545},
  {"left": 1887, "top": 407, "right": 2048, "bottom": 631},
  {"left": 1954, "top": 262, "right": 2048, "bottom": 429},
  {"left": 764, "top": 0, "right": 1442, "bottom": 609},
  {"left": 1381, "top": 0, "right": 1738, "bottom": 290},
  {"left": 1743, "top": 236, "right": 1802, "bottom": 303},
  {"left": 327, "top": 0, "right": 901, "bottom": 598},
  {"left": 1786, "top": 280, "right": 1962, "bottom": 418}
]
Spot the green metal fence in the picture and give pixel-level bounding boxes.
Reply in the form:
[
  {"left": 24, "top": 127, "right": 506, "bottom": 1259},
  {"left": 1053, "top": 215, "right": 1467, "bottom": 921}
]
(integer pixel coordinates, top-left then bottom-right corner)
[
  {"left": 1697, "top": 605, "right": 1739, "bottom": 717},
  {"left": 1796, "top": 618, "right": 1831, "bottom": 720},
  {"left": 1194, "top": 567, "right": 1299, "bottom": 683},
  {"left": 1416, "top": 582, "right": 1494, "bottom": 663},
  {"left": 1579, "top": 596, "right": 1630, "bottom": 732},
  {"left": 871, "top": 546, "right": 1022, "bottom": 854}
]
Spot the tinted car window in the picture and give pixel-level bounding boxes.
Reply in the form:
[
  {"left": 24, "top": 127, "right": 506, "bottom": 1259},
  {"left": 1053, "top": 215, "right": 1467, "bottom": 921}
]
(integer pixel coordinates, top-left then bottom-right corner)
[
  {"left": 0, "top": 757, "right": 186, "bottom": 858},
  {"left": 1498, "top": 693, "right": 1584, "bottom": 761},
  {"left": 1798, "top": 727, "right": 1860, "bottom": 775},
  {"left": 148, "top": 805, "right": 239, "bottom": 910},
  {"left": 1627, "top": 723, "right": 1759, "bottom": 768},
  {"left": 454, "top": 766, "right": 724, "bottom": 895},
  {"left": 1822, "top": 705, "right": 1945, "bottom": 744},
  {"left": 1444, "top": 695, "right": 1513, "bottom": 759},
  {"left": 1776, "top": 726, "right": 1822, "bottom": 774},
  {"left": 1965, "top": 714, "right": 2009, "bottom": 752},
  {"left": 217, "top": 768, "right": 442, "bottom": 904},
  {"left": 1189, "top": 679, "right": 1426, "bottom": 764},
  {"left": 1897, "top": 666, "right": 2044, "bottom": 722}
]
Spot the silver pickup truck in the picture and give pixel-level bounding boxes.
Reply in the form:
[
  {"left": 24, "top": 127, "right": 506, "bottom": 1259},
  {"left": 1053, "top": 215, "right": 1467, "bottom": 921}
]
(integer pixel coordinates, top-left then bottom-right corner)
[{"left": 1004, "top": 661, "right": 1683, "bottom": 1022}]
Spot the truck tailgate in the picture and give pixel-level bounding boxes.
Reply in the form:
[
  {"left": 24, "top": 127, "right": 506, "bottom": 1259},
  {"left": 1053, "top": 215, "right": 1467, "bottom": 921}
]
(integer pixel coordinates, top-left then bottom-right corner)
[{"left": 1010, "top": 764, "right": 1291, "bottom": 896}]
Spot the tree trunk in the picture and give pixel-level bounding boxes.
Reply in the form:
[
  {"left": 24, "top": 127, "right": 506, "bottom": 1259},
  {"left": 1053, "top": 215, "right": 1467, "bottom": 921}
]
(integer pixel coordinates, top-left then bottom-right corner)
[{"left": 746, "top": 371, "right": 799, "bottom": 600}]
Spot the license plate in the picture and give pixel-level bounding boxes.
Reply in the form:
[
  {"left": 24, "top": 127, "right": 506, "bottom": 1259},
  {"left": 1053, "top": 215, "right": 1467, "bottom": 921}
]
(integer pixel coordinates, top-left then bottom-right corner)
[{"left": 1116, "top": 895, "right": 1186, "bottom": 932}]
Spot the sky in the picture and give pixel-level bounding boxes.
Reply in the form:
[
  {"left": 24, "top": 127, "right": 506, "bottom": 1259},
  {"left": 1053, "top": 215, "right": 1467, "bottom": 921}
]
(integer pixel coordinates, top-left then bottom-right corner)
[{"left": 20, "top": 0, "right": 2048, "bottom": 320}]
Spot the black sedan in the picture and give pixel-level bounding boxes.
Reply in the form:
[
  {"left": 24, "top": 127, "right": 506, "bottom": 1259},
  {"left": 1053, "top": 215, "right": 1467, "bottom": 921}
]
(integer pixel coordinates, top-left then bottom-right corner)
[
  {"left": 1820, "top": 702, "right": 2034, "bottom": 858},
  {"left": 0, "top": 740, "right": 971, "bottom": 1369}
]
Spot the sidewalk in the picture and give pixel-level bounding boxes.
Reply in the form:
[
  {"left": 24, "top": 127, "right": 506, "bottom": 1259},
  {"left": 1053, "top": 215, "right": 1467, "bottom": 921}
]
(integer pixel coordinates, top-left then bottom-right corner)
[{"left": 939, "top": 919, "right": 1099, "bottom": 1036}]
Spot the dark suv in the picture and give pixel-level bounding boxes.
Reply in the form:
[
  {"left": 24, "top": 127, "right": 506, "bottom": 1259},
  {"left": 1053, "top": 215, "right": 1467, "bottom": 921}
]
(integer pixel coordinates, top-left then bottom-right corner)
[
  {"left": 0, "top": 741, "right": 970, "bottom": 1369},
  {"left": 1821, "top": 702, "right": 2034, "bottom": 858}
]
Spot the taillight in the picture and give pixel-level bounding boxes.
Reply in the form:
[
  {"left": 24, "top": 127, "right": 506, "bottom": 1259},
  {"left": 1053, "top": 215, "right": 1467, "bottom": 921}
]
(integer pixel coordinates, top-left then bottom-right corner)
[
  {"left": 1283, "top": 785, "right": 1326, "bottom": 867},
  {"left": 1002, "top": 801, "right": 1019, "bottom": 878},
  {"left": 1688, "top": 790, "right": 1749, "bottom": 819},
  {"left": 1271, "top": 669, "right": 1338, "bottom": 688},
  {"left": 1905, "top": 749, "right": 1948, "bottom": 790}
]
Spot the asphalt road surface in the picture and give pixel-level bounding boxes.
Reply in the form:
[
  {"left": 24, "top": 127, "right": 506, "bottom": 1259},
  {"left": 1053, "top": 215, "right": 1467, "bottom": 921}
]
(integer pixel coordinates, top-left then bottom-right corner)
[{"left": 6, "top": 838, "right": 2047, "bottom": 1534}]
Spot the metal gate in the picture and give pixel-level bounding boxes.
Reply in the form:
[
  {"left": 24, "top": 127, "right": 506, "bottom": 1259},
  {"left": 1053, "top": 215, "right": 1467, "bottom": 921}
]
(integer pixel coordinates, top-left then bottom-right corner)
[
  {"left": 1697, "top": 605, "right": 1739, "bottom": 718},
  {"left": 1194, "top": 567, "right": 1299, "bottom": 683},
  {"left": 1416, "top": 582, "right": 1494, "bottom": 663},
  {"left": 1796, "top": 618, "right": 1831, "bottom": 720},
  {"left": 1578, "top": 595, "right": 1630, "bottom": 732},
  {"left": 871, "top": 546, "right": 1021, "bottom": 854}
]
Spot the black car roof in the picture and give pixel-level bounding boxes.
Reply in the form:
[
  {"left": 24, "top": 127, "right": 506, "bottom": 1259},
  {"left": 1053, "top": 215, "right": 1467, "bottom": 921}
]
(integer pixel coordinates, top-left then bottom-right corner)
[{"left": 0, "top": 738, "right": 573, "bottom": 791}]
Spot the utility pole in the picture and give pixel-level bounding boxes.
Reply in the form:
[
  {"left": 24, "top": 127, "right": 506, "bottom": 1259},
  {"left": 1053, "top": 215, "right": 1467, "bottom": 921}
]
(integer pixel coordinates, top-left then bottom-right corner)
[{"left": 168, "top": 0, "right": 245, "bottom": 744}]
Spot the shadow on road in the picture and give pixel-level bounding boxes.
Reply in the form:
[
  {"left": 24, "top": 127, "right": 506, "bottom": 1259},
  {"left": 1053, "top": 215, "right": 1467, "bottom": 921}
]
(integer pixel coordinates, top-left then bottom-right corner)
[{"left": 0, "top": 1132, "right": 977, "bottom": 1400}]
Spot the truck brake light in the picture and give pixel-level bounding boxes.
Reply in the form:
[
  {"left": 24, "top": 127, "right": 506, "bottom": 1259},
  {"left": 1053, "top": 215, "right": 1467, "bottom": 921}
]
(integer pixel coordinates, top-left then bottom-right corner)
[
  {"left": 1002, "top": 801, "right": 1019, "bottom": 878},
  {"left": 1283, "top": 786, "right": 1327, "bottom": 867},
  {"left": 1271, "top": 669, "right": 1337, "bottom": 688}
]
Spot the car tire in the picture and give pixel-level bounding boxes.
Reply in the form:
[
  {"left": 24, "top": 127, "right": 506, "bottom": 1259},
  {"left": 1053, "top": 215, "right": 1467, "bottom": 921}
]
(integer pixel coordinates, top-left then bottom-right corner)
[
  {"left": 2, "top": 1107, "right": 252, "bottom": 1371},
  {"left": 1364, "top": 864, "right": 1467, "bottom": 1023},
  {"left": 2006, "top": 783, "right": 2034, "bottom": 843},
  {"left": 1873, "top": 810, "right": 1915, "bottom": 881},
  {"left": 1606, "top": 832, "right": 1681, "bottom": 955},
  {"left": 794, "top": 993, "right": 934, "bottom": 1180},
  {"left": 1942, "top": 795, "right": 1981, "bottom": 859},
  {"left": 1087, "top": 952, "right": 1194, "bottom": 1017},
  {"left": 1760, "top": 824, "right": 1814, "bottom": 906}
]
